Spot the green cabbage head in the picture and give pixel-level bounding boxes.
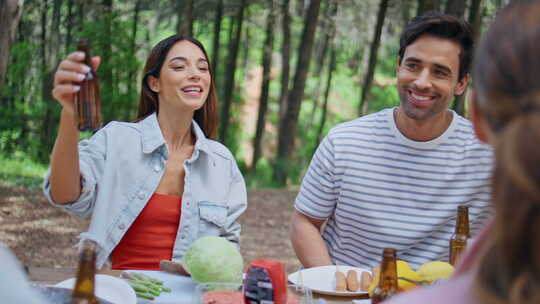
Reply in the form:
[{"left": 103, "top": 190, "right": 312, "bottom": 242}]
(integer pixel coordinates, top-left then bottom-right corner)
[{"left": 182, "top": 236, "right": 243, "bottom": 283}]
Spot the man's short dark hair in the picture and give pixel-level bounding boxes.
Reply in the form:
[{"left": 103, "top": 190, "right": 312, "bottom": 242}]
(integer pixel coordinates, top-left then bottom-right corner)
[{"left": 398, "top": 11, "right": 474, "bottom": 81}]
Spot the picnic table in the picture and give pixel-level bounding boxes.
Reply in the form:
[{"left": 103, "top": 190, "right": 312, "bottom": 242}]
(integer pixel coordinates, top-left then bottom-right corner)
[{"left": 29, "top": 267, "right": 370, "bottom": 304}]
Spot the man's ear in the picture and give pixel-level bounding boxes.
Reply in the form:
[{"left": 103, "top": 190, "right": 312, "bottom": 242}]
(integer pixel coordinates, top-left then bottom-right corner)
[
  {"left": 455, "top": 73, "right": 470, "bottom": 96},
  {"left": 469, "top": 90, "right": 490, "bottom": 144},
  {"left": 396, "top": 56, "right": 401, "bottom": 74},
  {"left": 147, "top": 76, "right": 160, "bottom": 93}
]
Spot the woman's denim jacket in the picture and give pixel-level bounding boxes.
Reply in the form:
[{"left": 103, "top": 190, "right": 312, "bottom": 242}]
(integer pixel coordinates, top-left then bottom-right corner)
[{"left": 43, "top": 113, "right": 247, "bottom": 268}]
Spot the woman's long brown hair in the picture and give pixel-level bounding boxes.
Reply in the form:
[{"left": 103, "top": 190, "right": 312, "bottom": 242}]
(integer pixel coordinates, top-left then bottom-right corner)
[
  {"left": 136, "top": 35, "right": 218, "bottom": 139},
  {"left": 473, "top": 1, "right": 540, "bottom": 303}
]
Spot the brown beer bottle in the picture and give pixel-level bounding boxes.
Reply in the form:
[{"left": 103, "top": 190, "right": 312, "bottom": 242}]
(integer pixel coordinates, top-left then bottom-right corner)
[
  {"left": 371, "top": 248, "right": 399, "bottom": 304},
  {"left": 75, "top": 39, "right": 102, "bottom": 131},
  {"left": 449, "top": 205, "right": 470, "bottom": 266},
  {"left": 71, "top": 241, "right": 98, "bottom": 304}
]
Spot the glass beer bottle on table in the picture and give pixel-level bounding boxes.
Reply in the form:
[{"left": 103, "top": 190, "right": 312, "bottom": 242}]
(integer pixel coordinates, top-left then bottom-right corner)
[
  {"left": 371, "top": 248, "right": 399, "bottom": 304},
  {"left": 449, "top": 205, "right": 470, "bottom": 266},
  {"left": 71, "top": 240, "right": 98, "bottom": 304}
]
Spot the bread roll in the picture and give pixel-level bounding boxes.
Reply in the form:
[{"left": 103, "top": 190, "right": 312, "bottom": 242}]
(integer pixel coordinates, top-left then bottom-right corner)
[
  {"left": 335, "top": 271, "right": 347, "bottom": 291},
  {"left": 346, "top": 270, "right": 359, "bottom": 291}
]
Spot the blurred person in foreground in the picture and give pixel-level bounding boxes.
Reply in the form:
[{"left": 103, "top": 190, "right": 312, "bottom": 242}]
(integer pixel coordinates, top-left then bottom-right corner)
[
  {"left": 290, "top": 12, "right": 493, "bottom": 270},
  {"left": 387, "top": 1, "right": 540, "bottom": 303},
  {"left": 42, "top": 35, "right": 247, "bottom": 270},
  {"left": 0, "top": 243, "right": 44, "bottom": 304}
]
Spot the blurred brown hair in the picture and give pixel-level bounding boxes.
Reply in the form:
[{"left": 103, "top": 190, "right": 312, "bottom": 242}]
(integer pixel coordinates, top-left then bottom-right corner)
[
  {"left": 473, "top": 1, "right": 540, "bottom": 303},
  {"left": 137, "top": 35, "right": 218, "bottom": 139}
]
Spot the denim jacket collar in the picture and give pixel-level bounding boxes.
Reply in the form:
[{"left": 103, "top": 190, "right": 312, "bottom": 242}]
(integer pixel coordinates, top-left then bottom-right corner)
[{"left": 140, "top": 113, "right": 214, "bottom": 161}]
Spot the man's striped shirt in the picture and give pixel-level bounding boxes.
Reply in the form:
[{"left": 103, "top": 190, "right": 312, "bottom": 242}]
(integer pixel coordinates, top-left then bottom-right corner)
[{"left": 295, "top": 108, "right": 493, "bottom": 269}]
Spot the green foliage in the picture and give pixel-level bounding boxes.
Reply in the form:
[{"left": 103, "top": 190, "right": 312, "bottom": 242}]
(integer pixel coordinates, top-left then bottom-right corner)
[
  {"left": 2, "top": 0, "right": 494, "bottom": 190},
  {"left": 77, "top": 14, "right": 142, "bottom": 122},
  {"left": 0, "top": 152, "right": 47, "bottom": 190},
  {"left": 366, "top": 82, "right": 399, "bottom": 114}
]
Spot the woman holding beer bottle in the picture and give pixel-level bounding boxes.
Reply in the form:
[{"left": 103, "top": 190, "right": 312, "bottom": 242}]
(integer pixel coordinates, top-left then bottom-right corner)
[
  {"left": 386, "top": 1, "right": 540, "bottom": 303},
  {"left": 44, "top": 35, "right": 247, "bottom": 271}
]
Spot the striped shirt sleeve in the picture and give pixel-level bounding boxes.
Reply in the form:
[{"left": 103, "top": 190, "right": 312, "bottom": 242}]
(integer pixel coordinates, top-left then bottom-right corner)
[{"left": 295, "top": 134, "right": 338, "bottom": 219}]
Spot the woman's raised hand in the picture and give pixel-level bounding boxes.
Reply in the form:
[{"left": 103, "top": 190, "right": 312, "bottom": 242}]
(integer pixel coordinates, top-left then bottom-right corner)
[{"left": 52, "top": 51, "right": 100, "bottom": 115}]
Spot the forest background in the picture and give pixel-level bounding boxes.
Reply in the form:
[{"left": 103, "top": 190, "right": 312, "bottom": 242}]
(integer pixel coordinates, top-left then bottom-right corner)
[
  {"left": 0, "top": 0, "right": 514, "bottom": 273},
  {"left": 0, "top": 0, "right": 510, "bottom": 190}
]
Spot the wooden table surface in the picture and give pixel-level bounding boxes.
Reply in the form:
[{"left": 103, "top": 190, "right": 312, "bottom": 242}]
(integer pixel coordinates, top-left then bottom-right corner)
[{"left": 29, "top": 267, "right": 370, "bottom": 303}]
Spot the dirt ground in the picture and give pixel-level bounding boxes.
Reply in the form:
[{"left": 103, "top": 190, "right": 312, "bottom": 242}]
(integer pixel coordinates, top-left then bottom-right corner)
[{"left": 0, "top": 184, "right": 302, "bottom": 274}]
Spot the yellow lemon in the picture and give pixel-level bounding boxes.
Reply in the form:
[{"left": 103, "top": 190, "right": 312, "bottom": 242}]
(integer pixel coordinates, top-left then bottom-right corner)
[
  {"left": 396, "top": 260, "right": 421, "bottom": 291},
  {"left": 417, "top": 261, "right": 454, "bottom": 282},
  {"left": 367, "top": 265, "right": 380, "bottom": 297},
  {"left": 367, "top": 261, "right": 421, "bottom": 296}
]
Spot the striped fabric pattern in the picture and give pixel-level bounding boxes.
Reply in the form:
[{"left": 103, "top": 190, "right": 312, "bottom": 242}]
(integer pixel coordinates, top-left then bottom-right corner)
[{"left": 295, "top": 108, "right": 493, "bottom": 269}]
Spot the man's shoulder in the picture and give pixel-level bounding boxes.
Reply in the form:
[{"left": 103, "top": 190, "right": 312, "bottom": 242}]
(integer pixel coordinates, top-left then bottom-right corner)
[{"left": 450, "top": 113, "right": 488, "bottom": 144}]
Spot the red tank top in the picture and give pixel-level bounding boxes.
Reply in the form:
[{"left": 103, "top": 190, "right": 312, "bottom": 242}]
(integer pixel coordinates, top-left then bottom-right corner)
[{"left": 111, "top": 193, "right": 181, "bottom": 270}]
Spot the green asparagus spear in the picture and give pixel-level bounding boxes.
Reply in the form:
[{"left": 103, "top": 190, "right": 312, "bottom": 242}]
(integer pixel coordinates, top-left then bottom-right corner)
[{"left": 135, "top": 292, "right": 155, "bottom": 300}]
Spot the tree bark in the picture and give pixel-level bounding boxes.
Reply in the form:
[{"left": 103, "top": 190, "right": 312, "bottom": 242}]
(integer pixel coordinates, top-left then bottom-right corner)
[
  {"left": 251, "top": 0, "right": 276, "bottom": 171},
  {"left": 445, "top": 0, "right": 467, "bottom": 17},
  {"left": 219, "top": 0, "right": 246, "bottom": 144},
  {"left": 211, "top": 0, "right": 223, "bottom": 77},
  {"left": 358, "top": 0, "right": 388, "bottom": 115},
  {"left": 273, "top": 0, "right": 322, "bottom": 186},
  {"left": 0, "top": 0, "right": 24, "bottom": 96},
  {"left": 278, "top": 0, "right": 291, "bottom": 120},
  {"left": 176, "top": 0, "right": 194, "bottom": 36}
]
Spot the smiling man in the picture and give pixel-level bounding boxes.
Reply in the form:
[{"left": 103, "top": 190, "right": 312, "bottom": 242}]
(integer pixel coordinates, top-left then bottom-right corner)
[{"left": 290, "top": 12, "right": 493, "bottom": 270}]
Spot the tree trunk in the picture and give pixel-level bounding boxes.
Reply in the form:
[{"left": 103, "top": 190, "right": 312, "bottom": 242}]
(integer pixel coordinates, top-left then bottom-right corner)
[
  {"left": 307, "top": 1, "right": 337, "bottom": 130},
  {"left": 469, "top": 0, "right": 483, "bottom": 40},
  {"left": 40, "top": 0, "right": 63, "bottom": 161},
  {"left": 211, "top": 0, "right": 223, "bottom": 77},
  {"left": 176, "top": 0, "right": 194, "bottom": 36},
  {"left": 453, "top": 0, "right": 482, "bottom": 116},
  {"left": 101, "top": 0, "right": 113, "bottom": 118},
  {"left": 273, "top": 0, "right": 322, "bottom": 186},
  {"left": 417, "top": 0, "right": 441, "bottom": 15},
  {"left": 447, "top": 0, "right": 469, "bottom": 116},
  {"left": 65, "top": 0, "right": 74, "bottom": 50},
  {"left": 445, "top": 0, "right": 467, "bottom": 17},
  {"left": 401, "top": 0, "right": 412, "bottom": 27},
  {"left": 251, "top": 0, "right": 276, "bottom": 171},
  {"left": 278, "top": 0, "right": 291, "bottom": 120},
  {"left": 127, "top": 0, "right": 141, "bottom": 109},
  {"left": 76, "top": 0, "right": 85, "bottom": 34},
  {"left": 0, "top": 0, "right": 24, "bottom": 96},
  {"left": 315, "top": 44, "right": 337, "bottom": 152},
  {"left": 219, "top": 0, "right": 246, "bottom": 144},
  {"left": 241, "top": 11, "right": 251, "bottom": 73},
  {"left": 358, "top": 0, "right": 388, "bottom": 115}
]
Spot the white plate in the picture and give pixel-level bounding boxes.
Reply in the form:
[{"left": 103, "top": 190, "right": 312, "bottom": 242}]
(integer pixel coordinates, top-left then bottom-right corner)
[
  {"left": 288, "top": 265, "right": 371, "bottom": 296},
  {"left": 123, "top": 270, "right": 198, "bottom": 304},
  {"left": 55, "top": 274, "right": 137, "bottom": 304}
]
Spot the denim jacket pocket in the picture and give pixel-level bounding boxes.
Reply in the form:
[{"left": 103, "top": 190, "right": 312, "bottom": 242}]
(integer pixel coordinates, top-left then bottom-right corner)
[{"left": 198, "top": 201, "right": 228, "bottom": 237}]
